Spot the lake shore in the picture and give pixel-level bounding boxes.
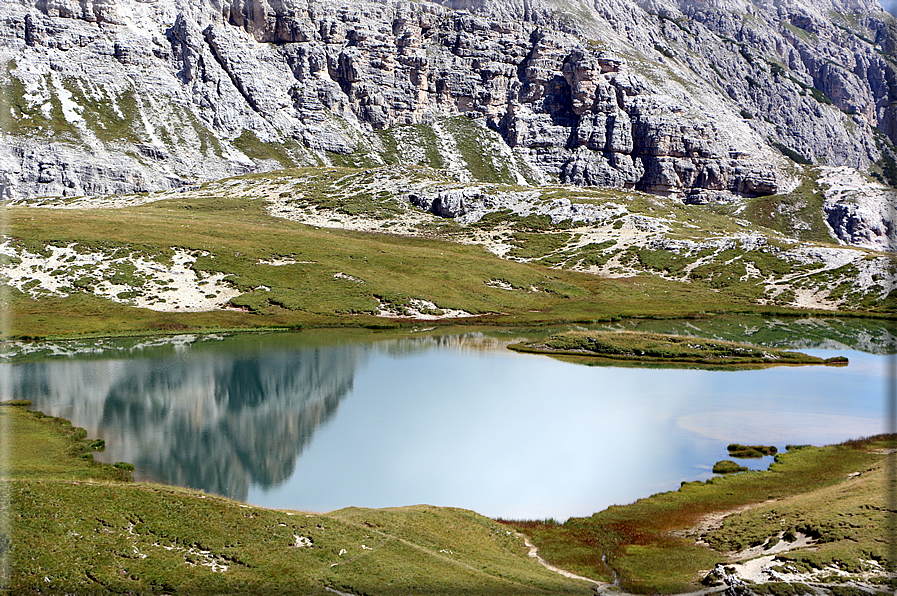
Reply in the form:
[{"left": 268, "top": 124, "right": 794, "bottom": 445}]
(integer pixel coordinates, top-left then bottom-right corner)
[
  {"left": 3, "top": 401, "right": 892, "bottom": 594},
  {"left": 1, "top": 402, "right": 591, "bottom": 595},
  {"left": 502, "top": 436, "right": 894, "bottom": 593}
]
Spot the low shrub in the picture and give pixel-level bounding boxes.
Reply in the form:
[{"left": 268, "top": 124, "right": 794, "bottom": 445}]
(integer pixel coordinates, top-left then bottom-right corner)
[
  {"left": 770, "top": 140, "right": 812, "bottom": 165},
  {"left": 728, "top": 444, "right": 777, "bottom": 458},
  {"left": 713, "top": 460, "right": 748, "bottom": 474},
  {"left": 654, "top": 44, "right": 676, "bottom": 58}
]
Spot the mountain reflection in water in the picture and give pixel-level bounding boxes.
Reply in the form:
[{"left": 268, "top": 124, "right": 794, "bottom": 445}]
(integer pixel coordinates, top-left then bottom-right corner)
[
  {"left": 2, "top": 319, "right": 892, "bottom": 518},
  {"left": 9, "top": 344, "right": 364, "bottom": 500}
]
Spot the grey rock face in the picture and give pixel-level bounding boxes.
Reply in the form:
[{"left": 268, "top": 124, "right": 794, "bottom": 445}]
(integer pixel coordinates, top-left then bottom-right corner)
[
  {"left": 409, "top": 188, "right": 486, "bottom": 218},
  {"left": 455, "top": 0, "right": 895, "bottom": 169},
  {"left": 819, "top": 166, "right": 897, "bottom": 251},
  {"left": 629, "top": 0, "right": 893, "bottom": 171},
  {"left": 826, "top": 197, "right": 895, "bottom": 251},
  {"left": 0, "top": 0, "right": 894, "bottom": 201}
]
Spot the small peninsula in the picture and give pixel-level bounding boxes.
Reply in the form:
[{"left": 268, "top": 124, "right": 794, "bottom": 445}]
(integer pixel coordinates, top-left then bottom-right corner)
[{"left": 508, "top": 330, "right": 848, "bottom": 367}]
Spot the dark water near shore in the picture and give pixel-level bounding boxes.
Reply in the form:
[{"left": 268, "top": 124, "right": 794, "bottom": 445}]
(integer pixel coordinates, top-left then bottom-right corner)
[{"left": 2, "top": 317, "right": 893, "bottom": 520}]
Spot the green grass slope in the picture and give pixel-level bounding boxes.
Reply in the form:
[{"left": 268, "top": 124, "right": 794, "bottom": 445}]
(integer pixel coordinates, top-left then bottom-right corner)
[
  {"left": 502, "top": 437, "right": 894, "bottom": 593},
  {"left": 508, "top": 330, "right": 848, "bottom": 368},
  {"left": 2, "top": 193, "right": 808, "bottom": 340},
  {"left": 2, "top": 404, "right": 592, "bottom": 595}
]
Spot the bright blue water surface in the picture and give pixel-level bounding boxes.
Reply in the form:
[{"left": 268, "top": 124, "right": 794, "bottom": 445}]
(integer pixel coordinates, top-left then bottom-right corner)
[{"left": 3, "top": 318, "right": 892, "bottom": 520}]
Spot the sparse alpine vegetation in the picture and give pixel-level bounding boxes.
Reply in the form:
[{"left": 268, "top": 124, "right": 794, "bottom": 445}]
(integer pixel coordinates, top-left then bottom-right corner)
[{"left": 3, "top": 163, "right": 892, "bottom": 342}]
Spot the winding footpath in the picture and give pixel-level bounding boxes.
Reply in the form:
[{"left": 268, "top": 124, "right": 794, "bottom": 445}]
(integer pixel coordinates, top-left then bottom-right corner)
[{"left": 516, "top": 532, "right": 731, "bottom": 596}]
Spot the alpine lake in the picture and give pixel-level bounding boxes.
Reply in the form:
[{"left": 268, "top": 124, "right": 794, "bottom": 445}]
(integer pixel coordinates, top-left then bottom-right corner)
[{"left": 3, "top": 316, "right": 894, "bottom": 521}]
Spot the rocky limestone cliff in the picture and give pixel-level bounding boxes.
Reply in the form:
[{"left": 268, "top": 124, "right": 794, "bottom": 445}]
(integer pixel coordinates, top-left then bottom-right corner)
[
  {"left": 5, "top": 0, "right": 894, "bottom": 204},
  {"left": 1, "top": 0, "right": 895, "bottom": 269},
  {"left": 819, "top": 165, "right": 895, "bottom": 250}
]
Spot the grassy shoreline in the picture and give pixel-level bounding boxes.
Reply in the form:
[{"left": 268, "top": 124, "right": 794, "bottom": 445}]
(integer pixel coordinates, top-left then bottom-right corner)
[
  {"left": 3, "top": 402, "right": 894, "bottom": 594},
  {"left": 501, "top": 437, "right": 894, "bottom": 593},
  {"left": 3, "top": 308, "right": 894, "bottom": 348},
  {"left": 2, "top": 403, "right": 592, "bottom": 595}
]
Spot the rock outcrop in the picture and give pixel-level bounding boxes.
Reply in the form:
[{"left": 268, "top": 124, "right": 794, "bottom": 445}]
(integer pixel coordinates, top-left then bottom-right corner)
[
  {"left": 819, "top": 166, "right": 897, "bottom": 251},
  {"left": 1, "top": 0, "right": 894, "bottom": 201}
]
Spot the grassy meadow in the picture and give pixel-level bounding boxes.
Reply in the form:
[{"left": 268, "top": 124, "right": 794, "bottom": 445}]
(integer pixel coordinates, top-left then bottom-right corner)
[
  {"left": 3, "top": 404, "right": 892, "bottom": 594},
  {"left": 2, "top": 403, "right": 593, "bottom": 595},
  {"left": 1, "top": 192, "right": 816, "bottom": 341},
  {"left": 508, "top": 330, "right": 849, "bottom": 368}
]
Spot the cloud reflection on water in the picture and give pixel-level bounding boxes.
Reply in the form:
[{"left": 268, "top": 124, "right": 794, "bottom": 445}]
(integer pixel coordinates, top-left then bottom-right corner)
[
  {"left": 249, "top": 348, "right": 884, "bottom": 519},
  {"left": 676, "top": 411, "right": 882, "bottom": 445}
]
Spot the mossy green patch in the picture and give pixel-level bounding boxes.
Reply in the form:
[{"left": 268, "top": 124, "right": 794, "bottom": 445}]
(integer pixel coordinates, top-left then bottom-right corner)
[
  {"left": 508, "top": 232, "right": 572, "bottom": 259},
  {"left": 727, "top": 443, "right": 777, "bottom": 458},
  {"left": 471, "top": 211, "right": 561, "bottom": 233},
  {"left": 636, "top": 248, "right": 693, "bottom": 275},
  {"left": 742, "top": 171, "right": 836, "bottom": 243},
  {"left": 1, "top": 64, "right": 78, "bottom": 141},
  {"left": 573, "top": 241, "right": 618, "bottom": 268},
  {"left": 233, "top": 130, "right": 297, "bottom": 167},
  {"left": 445, "top": 117, "right": 515, "bottom": 184},
  {"left": 377, "top": 124, "right": 446, "bottom": 169},
  {"left": 712, "top": 460, "right": 749, "bottom": 474},
  {"left": 60, "top": 79, "right": 141, "bottom": 144}
]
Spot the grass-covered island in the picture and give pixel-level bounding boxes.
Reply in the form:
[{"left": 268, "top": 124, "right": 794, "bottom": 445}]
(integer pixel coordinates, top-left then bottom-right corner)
[
  {"left": 3, "top": 400, "right": 893, "bottom": 594},
  {"left": 508, "top": 330, "right": 849, "bottom": 368}
]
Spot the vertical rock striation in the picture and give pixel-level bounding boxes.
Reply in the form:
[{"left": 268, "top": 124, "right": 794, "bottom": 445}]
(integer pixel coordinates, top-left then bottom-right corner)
[{"left": 1, "top": 0, "right": 894, "bottom": 200}]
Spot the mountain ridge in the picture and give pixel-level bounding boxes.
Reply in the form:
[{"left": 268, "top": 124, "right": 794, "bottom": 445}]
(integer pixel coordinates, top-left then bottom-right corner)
[{"left": 3, "top": 0, "right": 895, "bottom": 200}]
